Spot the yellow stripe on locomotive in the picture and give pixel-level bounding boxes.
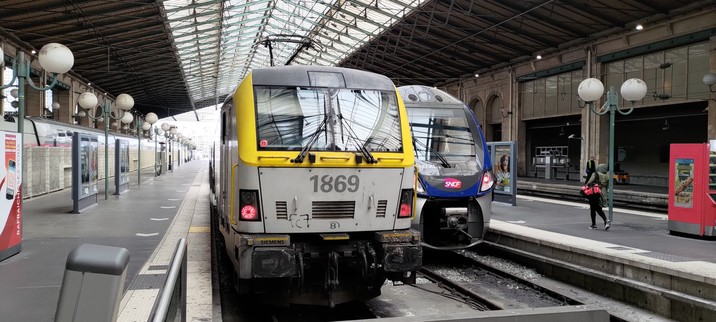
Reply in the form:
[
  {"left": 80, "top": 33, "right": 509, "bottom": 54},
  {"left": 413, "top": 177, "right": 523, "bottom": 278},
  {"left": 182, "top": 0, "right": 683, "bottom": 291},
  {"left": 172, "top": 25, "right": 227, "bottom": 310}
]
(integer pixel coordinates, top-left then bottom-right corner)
[{"left": 235, "top": 71, "right": 414, "bottom": 168}]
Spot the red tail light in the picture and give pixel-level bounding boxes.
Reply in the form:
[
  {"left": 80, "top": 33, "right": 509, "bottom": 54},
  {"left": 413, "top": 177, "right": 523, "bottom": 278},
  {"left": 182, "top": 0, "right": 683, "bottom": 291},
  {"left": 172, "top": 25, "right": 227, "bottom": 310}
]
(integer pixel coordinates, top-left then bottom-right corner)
[
  {"left": 399, "top": 203, "right": 411, "bottom": 217},
  {"left": 239, "top": 190, "right": 261, "bottom": 221},
  {"left": 398, "top": 189, "right": 414, "bottom": 218}
]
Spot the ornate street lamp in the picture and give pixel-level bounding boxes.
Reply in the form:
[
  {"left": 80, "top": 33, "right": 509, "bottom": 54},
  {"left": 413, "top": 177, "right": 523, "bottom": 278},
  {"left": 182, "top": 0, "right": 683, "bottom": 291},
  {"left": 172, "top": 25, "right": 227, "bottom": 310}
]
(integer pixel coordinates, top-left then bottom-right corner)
[
  {"left": 1, "top": 43, "right": 73, "bottom": 219},
  {"left": 78, "top": 92, "right": 134, "bottom": 199},
  {"left": 143, "top": 112, "right": 158, "bottom": 177},
  {"left": 577, "top": 77, "right": 647, "bottom": 223},
  {"left": 169, "top": 126, "right": 178, "bottom": 171}
]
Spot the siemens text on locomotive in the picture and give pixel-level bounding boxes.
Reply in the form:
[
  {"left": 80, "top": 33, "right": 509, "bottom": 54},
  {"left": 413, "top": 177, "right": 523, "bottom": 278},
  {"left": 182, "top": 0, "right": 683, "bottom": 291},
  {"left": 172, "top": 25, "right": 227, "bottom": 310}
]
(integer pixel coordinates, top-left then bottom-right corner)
[
  {"left": 213, "top": 65, "right": 422, "bottom": 307},
  {"left": 398, "top": 85, "right": 493, "bottom": 250}
]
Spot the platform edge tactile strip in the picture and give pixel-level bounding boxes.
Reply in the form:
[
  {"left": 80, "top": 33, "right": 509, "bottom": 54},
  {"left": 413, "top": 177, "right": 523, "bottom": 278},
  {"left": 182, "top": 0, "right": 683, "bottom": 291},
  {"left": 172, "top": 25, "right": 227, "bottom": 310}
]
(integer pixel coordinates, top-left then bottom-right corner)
[
  {"left": 117, "top": 166, "right": 207, "bottom": 322},
  {"left": 634, "top": 251, "right": 696, "bottom": 263}
]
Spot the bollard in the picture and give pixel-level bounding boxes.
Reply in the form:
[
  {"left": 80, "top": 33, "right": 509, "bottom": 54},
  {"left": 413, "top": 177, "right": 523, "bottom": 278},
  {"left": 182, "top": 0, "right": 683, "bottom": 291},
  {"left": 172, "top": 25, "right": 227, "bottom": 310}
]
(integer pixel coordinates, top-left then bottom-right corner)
[{"left": 55, "top": 244, "right": 130, "bottom": 322}]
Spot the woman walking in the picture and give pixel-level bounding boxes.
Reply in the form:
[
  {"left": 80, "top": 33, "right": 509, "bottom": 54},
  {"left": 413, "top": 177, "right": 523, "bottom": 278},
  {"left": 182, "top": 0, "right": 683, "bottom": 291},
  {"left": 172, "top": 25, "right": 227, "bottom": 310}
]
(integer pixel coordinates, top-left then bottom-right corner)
[{"left": 587, "top": 163, "right": 611, "bottom": 230}]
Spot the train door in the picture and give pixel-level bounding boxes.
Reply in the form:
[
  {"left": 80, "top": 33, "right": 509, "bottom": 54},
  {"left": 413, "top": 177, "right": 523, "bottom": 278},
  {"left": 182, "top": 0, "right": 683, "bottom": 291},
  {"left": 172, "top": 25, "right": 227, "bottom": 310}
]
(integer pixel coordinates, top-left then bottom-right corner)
[{"left": 220, "top": 105, "right": 231, "bottom": 232}]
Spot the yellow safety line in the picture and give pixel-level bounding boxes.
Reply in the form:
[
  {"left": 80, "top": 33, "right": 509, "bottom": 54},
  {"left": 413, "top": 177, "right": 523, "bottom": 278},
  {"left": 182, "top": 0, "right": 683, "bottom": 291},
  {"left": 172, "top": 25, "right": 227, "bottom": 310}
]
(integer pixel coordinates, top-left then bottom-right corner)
[{"left": 189, "top": 227, "right": 210, "bottom": 233}]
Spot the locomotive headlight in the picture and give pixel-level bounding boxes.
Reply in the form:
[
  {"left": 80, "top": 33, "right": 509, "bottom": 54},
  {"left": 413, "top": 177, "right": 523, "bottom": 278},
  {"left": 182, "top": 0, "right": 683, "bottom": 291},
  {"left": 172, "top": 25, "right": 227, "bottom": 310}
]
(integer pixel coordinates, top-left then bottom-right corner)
[
  {"left": 479, "top": 171, "right": 495, "bottom": 193},
  {"left": 416, "top": 180, "right": 426, "bottom": 195}
]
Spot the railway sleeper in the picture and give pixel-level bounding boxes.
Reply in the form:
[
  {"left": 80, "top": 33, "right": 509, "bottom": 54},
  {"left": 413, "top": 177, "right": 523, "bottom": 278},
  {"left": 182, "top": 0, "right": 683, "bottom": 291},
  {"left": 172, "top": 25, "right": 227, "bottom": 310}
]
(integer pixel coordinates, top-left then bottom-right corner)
[{"left": 483, "top": 238, "right": 716, "bottom": 321}]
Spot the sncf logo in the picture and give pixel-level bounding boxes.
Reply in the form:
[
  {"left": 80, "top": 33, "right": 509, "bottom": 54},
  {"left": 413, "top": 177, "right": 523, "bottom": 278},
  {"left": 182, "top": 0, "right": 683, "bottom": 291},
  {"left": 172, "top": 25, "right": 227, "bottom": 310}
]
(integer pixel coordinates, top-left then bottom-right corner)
[{"left": 444, "top": 178, "right": 462, "bottom": 189}]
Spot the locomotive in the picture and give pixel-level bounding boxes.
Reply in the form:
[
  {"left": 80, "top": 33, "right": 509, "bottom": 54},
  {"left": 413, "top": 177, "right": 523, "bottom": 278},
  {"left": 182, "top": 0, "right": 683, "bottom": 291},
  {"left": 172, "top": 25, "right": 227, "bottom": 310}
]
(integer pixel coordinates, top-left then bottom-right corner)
[
  {"left": 399, "top": 85, "right": 494, "bottom": 250},
  {"left": 213, "top": 65, "right": 422, "bottom": 307}
]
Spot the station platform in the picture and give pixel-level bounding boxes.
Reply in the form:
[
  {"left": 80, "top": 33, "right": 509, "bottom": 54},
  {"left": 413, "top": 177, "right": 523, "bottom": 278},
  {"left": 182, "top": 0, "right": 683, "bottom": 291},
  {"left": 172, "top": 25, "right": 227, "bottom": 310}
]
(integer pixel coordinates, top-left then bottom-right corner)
[
  {"left": 1, "top": 162, "right": 711, "bottom": 321},
  {"left": 0, "top": 160, "right": 216, "bottom": 322},
  {"left": 489, "top": 194, "right": 716, "bottom": 321}
]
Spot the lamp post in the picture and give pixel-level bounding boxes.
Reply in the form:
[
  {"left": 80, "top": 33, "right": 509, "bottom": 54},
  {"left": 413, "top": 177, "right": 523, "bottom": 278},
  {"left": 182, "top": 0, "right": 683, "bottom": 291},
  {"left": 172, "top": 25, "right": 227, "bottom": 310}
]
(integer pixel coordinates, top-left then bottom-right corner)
[
  {"left": 160, "top": 123, "right": 171, "bottom": 173},
  {"left": 176, "top": 133, "right": 183, "bottom": 167},
  {"left": 154, "top": 127, "right": 164, "bottom": 176},
  {"left": 78, "top": 92, "right": 134, "bottom": 199},
  {"left": 169, "top": 126, "right": 178, "bottom": 172},
  {"left": 1, "top": 43, "right": 74, "bottom": 221},
  {"left": 187, "top": 138, "right": 193, "bottom": 161},
  {"left": 577, "top": 78, "right": 647, "bottom": 223},
  {"left": 142, "top": 112, "right": 158, "bottom": 180}
]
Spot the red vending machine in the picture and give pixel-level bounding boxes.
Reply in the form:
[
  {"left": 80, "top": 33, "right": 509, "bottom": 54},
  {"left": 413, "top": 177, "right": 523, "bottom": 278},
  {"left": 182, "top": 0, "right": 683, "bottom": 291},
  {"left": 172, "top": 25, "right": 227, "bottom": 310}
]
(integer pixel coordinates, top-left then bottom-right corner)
[{"left": 668, "top": 143, "right": 716, "bottom": 237}]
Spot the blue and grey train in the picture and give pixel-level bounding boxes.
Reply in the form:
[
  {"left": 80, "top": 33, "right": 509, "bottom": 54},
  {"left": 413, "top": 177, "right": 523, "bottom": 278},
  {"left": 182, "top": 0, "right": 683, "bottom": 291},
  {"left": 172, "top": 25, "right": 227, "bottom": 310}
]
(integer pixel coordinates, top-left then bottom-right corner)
[{"left": 398, "top": 85, "right": 494, "bottom": 250}]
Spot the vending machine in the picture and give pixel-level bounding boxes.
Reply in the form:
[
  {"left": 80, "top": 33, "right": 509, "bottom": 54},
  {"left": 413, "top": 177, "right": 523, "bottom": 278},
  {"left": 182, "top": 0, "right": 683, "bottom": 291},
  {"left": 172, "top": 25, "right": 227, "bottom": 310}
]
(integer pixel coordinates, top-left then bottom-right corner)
[{"left": 667, "top": 142, "right": 716, "bottom": 237}]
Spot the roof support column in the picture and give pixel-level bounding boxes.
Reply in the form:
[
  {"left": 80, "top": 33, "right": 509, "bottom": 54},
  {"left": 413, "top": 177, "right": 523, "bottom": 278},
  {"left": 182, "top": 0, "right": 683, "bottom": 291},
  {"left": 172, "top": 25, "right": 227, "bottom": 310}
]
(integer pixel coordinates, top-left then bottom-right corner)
[
  {"left": 55, "top": 88, "right": 71, "bottom": 123},
  {"left": 24, "top": 79, "right": 43, "bottom": 118},
  {"left": 581, "top": 50, "right": 609, "bottom": 169}
]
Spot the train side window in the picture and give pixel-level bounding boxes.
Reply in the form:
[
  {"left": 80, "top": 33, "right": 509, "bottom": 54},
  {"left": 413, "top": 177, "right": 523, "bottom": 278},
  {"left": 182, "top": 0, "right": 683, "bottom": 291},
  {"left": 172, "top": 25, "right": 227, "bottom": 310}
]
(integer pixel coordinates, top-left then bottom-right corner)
[{"left": 221, "top": 111, "right": 226, "bottom": 144}]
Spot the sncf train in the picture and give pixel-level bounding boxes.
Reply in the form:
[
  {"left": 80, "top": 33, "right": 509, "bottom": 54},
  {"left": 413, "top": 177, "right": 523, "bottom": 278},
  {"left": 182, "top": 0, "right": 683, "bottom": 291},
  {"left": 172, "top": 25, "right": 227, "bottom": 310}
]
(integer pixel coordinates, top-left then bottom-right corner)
[
  {"left": 0, "top": 116, "right": 146, "bottom": 149},
  {"left": 213, "top": 65, "right": 422, "bottom": 307},
  {"left": 398, "top": 85, "right": 493, "bottom": 250}
]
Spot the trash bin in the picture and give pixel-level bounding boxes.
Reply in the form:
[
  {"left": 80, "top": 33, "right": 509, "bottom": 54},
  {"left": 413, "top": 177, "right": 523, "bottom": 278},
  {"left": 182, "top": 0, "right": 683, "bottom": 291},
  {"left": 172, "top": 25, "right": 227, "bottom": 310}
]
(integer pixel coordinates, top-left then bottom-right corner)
[{"left": 55, "top": 244, "right": 130, "bottom": 322}]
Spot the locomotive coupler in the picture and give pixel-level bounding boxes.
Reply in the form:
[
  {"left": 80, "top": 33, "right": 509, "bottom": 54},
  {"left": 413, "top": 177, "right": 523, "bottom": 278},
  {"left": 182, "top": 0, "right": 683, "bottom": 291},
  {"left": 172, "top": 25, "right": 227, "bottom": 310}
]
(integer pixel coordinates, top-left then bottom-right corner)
[
  {"left": 325, "top": 251, "right": 340, "bottom": 308},
  {"left": 295, "top": 250, "right": 305, "bottom": 292}
]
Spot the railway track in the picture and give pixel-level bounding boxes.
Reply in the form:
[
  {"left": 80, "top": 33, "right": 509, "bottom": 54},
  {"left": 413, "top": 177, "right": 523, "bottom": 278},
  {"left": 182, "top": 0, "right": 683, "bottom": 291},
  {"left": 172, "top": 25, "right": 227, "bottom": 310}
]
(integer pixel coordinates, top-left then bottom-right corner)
[
  {"left": 215, "top": 237, "right": 671, "bottom": 321},
  {"left": 216, "top": 242, "right": 583, "bottom": 321},
  {"left": 418, "top": 248, "right": 576, "bottom": 312}
]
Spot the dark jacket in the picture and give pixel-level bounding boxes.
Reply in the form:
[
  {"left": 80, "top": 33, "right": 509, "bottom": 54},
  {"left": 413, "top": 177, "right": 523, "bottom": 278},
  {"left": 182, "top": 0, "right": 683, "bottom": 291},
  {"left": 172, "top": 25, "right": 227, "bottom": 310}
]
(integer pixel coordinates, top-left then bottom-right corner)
[{"left": 587, "top": 163, "right": 609, "bottom": 207}]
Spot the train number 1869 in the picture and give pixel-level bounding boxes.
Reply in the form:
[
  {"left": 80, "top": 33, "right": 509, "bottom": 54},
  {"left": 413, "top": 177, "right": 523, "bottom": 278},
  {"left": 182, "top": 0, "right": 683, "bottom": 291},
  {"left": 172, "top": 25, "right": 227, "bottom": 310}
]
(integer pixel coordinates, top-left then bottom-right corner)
[{"left": 310, "top": 175, "right": 360, "bottom": 193}]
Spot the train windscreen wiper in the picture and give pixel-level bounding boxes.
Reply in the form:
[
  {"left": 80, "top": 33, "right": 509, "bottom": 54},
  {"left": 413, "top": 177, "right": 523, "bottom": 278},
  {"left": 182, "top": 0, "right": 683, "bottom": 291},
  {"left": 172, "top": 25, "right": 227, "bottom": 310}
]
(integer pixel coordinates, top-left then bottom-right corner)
[
  {"left": 411, "top": 133, "right": 451, "bottom": 168},
  {"left": 337, "top": 113, "right": 377, "bottom": 164},
  {"left": 292, "top": 116, "right": 327, "bottom": 163}
]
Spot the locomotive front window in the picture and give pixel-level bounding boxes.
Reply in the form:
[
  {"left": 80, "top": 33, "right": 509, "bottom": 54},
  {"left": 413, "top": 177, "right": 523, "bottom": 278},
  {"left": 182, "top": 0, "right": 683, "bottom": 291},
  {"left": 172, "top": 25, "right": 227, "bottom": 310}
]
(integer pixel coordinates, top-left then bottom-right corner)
[
  {"left": 255, "top": 86, "right": 402, "bottom": 152},
  {"left": 406, "top": 107, "right": 481, "bottom": 165}
]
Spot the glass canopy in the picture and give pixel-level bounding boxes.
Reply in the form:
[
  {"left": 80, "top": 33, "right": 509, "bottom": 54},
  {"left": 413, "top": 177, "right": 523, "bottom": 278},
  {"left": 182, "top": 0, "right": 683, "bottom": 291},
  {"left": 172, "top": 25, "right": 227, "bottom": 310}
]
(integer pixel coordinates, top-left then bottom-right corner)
[{"left": 161, "top": 0, "right": 425, "bottom": 104}]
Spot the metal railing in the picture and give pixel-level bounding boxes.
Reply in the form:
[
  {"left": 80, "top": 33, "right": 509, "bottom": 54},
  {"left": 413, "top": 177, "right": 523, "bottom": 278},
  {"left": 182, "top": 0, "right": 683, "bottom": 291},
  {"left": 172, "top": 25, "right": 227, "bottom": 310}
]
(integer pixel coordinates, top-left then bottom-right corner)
[{"left": 149, "top": 238, "right": 187, "bottom": 322}]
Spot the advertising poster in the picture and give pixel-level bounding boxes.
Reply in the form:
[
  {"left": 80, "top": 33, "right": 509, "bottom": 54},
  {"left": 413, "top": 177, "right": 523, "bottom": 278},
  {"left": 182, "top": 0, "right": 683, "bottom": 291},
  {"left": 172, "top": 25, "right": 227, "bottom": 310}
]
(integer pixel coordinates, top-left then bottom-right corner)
[
  {"left": 79, "top": 136, "right": 99, "bottom": 198},
  {"left": 115, "top": 139, "right": 130, "bottom": 195},
  {"left": 73, "top": 133, "right": 99, "bottom": 214},
  {"left": 0, "top": 132, "right": 22, "bottom": 261},
  {"left": 494, "top": 145, "right": 512, "bottom": 193},
  {"left": 674, "top": 158, "right": 694, "bottom": 208},
  {"left": 120, "top": 140, "right": 129, "bottom": 185}
]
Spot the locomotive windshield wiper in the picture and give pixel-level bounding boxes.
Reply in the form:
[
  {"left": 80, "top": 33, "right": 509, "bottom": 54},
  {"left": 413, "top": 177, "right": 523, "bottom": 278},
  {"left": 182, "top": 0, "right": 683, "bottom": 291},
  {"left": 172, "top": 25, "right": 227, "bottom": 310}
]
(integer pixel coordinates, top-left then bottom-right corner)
[
  {"left": 336, "top": 113, "right": 377, "bottom": 164},
  {"left": 411, "top": 134, "right": 451, "bottom": 168},
  {"left": 292, "top": 116, "right": 328, "bottom": 163}
]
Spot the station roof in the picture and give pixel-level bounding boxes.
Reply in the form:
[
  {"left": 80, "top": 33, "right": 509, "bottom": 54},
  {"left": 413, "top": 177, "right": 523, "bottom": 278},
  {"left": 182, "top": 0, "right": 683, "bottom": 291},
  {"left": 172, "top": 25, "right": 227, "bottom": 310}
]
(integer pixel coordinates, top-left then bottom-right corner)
[{"left": 0, "top": 0, "right": 708, "bottom": 119}]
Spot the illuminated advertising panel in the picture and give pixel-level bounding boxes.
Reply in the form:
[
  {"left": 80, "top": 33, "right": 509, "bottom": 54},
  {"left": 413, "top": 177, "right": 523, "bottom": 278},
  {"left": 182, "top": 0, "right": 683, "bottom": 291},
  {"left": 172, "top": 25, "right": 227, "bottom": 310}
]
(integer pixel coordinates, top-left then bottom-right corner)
[{"left": 0, "top": 132, "right": 22, "bottom": 261}]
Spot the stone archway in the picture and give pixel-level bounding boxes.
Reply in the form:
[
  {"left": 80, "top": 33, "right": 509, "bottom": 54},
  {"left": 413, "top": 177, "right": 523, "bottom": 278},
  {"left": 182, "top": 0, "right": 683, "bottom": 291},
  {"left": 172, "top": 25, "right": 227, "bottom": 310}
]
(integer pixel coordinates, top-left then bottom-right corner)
[
  {"left": 468, "top": 97, "right": 490, "bottom": 139},
  {"left": 486, "top": 94, "right": 504, "bottom": 142}
]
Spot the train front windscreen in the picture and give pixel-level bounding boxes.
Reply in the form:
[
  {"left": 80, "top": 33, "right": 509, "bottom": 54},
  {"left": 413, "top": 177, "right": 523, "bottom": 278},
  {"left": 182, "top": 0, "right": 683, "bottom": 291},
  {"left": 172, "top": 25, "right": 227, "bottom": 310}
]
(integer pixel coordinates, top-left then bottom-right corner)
[
  {"left": 254, "top": 86, "right": 403, "bottom": 153},
  {"left": 406, "top": 106, "right": 484, "bottom": 175}
]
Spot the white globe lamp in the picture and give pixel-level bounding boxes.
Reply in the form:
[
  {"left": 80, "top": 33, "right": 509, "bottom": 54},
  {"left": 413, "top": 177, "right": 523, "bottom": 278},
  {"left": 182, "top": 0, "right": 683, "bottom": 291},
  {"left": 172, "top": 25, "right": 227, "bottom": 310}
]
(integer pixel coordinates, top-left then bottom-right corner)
[
  {"left": 38, "top": 43, "right": 74, "bottom": 74},
  {"left": 577, "top": 78, "right": 604, "bottom": 102},
  {"left": 145, "top": 112, "right": 158, "bottom": 125},
  {"left": 116, "top": 93, "right": 134, "bottom": 111},
  {"left": 120, "top": 112, "right": 134, "bottom": 124},
  {"left": 620, "top": 78, "right": 647, "bottom": 102},
  {"left": 78, "top": 92, "right": 98, "bottom": 110}
]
